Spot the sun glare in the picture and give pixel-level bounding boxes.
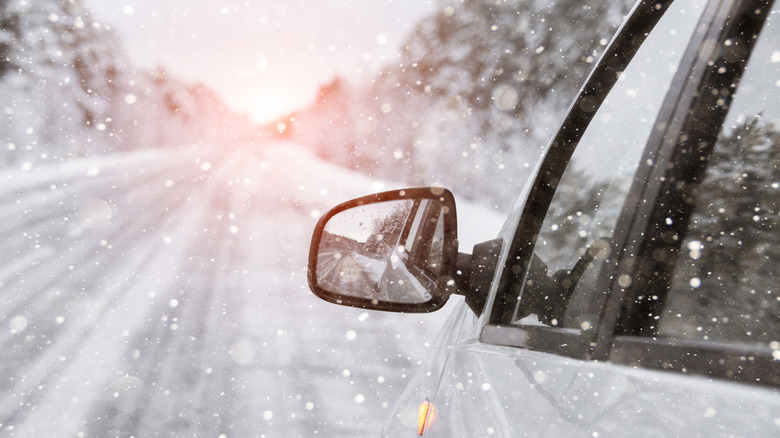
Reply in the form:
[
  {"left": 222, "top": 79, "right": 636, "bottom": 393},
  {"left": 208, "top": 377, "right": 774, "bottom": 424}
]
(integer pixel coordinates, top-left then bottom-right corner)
[{"left": 246, "top": 89, "right": 306, "bottom": 125}]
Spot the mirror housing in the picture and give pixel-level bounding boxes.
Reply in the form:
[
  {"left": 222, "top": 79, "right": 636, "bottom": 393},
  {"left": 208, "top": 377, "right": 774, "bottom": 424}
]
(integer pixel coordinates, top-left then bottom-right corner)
[{"left": 307, "top": 187, "right": 458, "bottom": 313}]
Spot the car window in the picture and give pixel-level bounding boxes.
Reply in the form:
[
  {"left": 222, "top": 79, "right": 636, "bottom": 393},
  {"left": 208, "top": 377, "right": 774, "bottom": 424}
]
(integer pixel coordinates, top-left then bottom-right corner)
[
  {"left": 659, "top": 6, "right": 780, "bottom": 345},
  {"left": 507, "top": 0, "right": 706, "bottom": 333}
]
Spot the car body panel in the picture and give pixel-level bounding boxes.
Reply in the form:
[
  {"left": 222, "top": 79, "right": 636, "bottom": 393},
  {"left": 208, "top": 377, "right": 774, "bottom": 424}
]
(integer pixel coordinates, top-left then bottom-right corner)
[{"left": 418, "top": 339, "right": 780, "bottom": 436}]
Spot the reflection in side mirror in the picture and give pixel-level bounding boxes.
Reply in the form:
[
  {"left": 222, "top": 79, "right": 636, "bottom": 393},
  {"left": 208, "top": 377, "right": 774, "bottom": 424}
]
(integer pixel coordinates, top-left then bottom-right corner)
[{"left": 308, "top": 188, "right": 458, "bottom": 313}]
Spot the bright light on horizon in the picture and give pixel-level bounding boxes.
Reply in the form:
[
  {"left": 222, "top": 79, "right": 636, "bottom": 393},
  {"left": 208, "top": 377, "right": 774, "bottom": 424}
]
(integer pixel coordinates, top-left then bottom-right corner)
[
  {"left": 243, "top": 87, "right": 312, "bottom": 125},
  {"left": 83, "top": 0, "right": 437, "bottom": 126}
]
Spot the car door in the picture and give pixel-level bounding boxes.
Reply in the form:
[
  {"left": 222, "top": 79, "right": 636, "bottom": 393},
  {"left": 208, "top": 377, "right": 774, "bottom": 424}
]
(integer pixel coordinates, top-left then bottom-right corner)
[{"left": 409, "top": 0, "right": 780, "bottom": 436}]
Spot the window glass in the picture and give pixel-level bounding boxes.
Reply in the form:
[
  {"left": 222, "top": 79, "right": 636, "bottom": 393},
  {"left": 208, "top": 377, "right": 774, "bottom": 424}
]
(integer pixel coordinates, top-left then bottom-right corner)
[
  {"left": 510, "top": 0, "right": 706, "bottom": 330},
  {"left": 659, "top": 6, "right": 780, "bottom": 345}
]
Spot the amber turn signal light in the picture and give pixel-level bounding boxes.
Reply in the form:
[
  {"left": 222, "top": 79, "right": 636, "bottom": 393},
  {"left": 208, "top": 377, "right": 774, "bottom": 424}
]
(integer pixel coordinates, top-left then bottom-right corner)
[{"left": 418, "top": 399, "right": 436, "bottom": 435}]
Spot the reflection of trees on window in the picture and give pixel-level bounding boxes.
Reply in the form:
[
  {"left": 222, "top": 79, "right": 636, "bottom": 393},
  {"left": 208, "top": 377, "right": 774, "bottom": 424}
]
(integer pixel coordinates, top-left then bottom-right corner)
[
  {"left": 662, "top": 116, "right": 780, "bottom": 344},
  {"left": 513, "top": 149, "right": 641, "bottom": 327},
  {"left": 366, "top": 201, "right": 412, "bottom": 260},
  {"left": 535, "top": 166, "right": 614, "bottom": 273},
  {"left": 320, "top": 231, "right": 362, "bottom": 253}
]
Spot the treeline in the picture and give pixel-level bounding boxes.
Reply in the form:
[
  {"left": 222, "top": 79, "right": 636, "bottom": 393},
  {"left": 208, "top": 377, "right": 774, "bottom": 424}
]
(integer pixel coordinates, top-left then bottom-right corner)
[
  {"left": 282, "top": 0, "right": 633, "bottom": 210},
  {"left": 0, "top": 0, "right": 258, "bottom": 167}
]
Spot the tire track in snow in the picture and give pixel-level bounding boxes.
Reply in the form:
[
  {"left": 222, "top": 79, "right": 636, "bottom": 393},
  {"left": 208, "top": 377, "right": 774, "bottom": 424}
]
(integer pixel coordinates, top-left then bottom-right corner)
[
  {"left": 0, "top": 150, "right": 214, "bottom": 338},
  {"left": 0, "top": 146, "right": 211, "bottom": 293},
  {"left": 81, "top": 151, "right": 253, "bottom": 437},
  {"left": 0, "top": 177, "right": 193, "bottom": 324},
  {"left": 0, "top": 148, "right": 229, "bottom": 433}
]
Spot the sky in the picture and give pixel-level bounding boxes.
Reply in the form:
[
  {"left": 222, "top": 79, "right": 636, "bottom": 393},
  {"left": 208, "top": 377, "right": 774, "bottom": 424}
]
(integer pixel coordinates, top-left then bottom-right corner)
[{"left": 82, "top": 0, "right": 437, "bottom": 124}]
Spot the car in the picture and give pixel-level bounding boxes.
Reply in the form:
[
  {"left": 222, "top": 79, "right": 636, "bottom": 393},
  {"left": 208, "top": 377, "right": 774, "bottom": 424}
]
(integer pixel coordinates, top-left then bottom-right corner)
[{"left": 307, "top": 0, "right": 780, "bottom": 435}]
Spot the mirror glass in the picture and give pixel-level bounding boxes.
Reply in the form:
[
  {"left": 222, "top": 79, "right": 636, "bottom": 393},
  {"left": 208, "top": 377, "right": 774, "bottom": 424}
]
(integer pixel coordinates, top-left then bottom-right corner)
[{"left": 316, "top": 198, "right": 448, "bottom": 304}]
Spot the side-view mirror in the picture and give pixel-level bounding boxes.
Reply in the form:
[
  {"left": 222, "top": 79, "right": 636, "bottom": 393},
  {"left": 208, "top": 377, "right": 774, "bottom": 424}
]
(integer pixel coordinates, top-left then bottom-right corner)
[{"left": 307, "top": 187, "right": 458, "bottom": 312}]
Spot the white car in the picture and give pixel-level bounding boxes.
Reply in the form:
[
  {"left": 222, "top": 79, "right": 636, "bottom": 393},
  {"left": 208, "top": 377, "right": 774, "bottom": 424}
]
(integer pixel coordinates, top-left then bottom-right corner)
[{"left": 308, "top": 0, "right": 780, "bottom": 435}]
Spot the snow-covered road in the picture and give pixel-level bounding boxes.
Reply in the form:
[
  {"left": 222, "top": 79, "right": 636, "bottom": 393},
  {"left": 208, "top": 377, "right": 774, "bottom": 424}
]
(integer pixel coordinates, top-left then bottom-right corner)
[{"left": 0, "top": 143, "right": 465, "bottom": 436}]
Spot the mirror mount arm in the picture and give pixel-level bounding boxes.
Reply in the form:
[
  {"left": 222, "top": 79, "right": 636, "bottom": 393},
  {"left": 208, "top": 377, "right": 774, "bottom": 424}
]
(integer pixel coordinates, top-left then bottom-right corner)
[
  {"left": 453, "top": 251, "right": 473, "bottom": 294},
  {"left": 453, "top": 239, "right": 503, "bottom": 317}
]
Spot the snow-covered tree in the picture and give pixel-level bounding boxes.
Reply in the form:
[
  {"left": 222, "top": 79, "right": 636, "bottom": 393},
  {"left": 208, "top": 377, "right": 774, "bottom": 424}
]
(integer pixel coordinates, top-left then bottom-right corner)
[
  {"left": 0, "top": 0, "right": 257, "bottom": 167},
  {"left": 287, "top": 0, "right": 634, "bottom": 210}
]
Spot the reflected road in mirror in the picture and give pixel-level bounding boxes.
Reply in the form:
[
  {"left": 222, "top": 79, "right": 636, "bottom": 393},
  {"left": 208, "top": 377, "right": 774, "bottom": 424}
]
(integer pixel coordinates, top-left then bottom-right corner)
[{"left": 315, "top": 198, "right": 444, "bottom": 305}]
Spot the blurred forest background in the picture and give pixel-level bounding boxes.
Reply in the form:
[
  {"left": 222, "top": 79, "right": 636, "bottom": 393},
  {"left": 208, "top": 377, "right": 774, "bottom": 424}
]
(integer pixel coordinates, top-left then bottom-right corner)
[{"left": 1, "top": 0, "right": 634, "bottom": 211}]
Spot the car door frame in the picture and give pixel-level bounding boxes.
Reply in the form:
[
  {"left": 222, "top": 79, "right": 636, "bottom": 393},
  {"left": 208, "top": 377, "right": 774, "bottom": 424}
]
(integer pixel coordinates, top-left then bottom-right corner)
[
  {"left": 601, "top": 0, "right": 778, "bottom": 387},
  {"left": 480, "top": 0, "right": 777, "bottom": 387}
]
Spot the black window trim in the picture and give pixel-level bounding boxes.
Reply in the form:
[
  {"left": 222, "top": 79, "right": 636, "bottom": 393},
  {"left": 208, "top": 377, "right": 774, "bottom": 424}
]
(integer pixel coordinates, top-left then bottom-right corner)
[
  {"left": 481, "top": 0, "right": 779, "bottom": 387},
  {"left": 610, "top": 336, "right": 780, "bottom": 387},
  {"left": 594, "top": 0, "right": 733, "bottom": 347},
  {"left": 481, "top": 324, "right": 594, "bottom": 359}
]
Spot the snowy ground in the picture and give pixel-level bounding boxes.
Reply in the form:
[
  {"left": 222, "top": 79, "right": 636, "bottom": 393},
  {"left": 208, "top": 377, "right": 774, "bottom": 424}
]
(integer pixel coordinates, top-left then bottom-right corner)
[{"left": 0, "top": 143, "right": 504, "bottom": 437}]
